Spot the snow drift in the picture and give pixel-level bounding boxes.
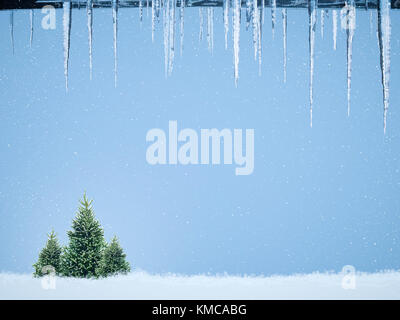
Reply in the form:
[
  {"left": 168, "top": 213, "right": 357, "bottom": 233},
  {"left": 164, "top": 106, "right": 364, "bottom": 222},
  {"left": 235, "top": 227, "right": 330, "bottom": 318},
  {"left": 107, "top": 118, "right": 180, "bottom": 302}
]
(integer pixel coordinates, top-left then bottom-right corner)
[{"left": 1, "top": 271, "right": 400, "bottom": 299}]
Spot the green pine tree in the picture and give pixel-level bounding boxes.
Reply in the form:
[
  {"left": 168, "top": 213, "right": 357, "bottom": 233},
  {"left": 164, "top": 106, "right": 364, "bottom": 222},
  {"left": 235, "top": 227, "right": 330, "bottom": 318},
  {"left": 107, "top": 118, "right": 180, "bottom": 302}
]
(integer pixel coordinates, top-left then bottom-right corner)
[
  {"left": 61, "top": 193, "right": 106, "bottom": 278},
  {"left": 97, "top": 236, "right": 131, "bottom": 277},
  {"left": 33, "top": 230, "right": 62, "bottom": 277}
]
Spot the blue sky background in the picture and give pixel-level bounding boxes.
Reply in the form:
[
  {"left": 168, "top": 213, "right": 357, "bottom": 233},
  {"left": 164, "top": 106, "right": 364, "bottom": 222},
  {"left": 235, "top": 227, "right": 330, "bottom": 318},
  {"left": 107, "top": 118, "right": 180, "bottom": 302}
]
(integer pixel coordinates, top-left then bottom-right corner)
[{"left": 0, "top": 6, "right": 399, "bottom": 275}]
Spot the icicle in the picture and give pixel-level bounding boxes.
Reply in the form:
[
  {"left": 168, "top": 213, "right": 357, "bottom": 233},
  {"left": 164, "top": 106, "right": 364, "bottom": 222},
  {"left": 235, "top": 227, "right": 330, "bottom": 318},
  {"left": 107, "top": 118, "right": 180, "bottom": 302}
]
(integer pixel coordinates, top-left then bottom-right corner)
[
  {"left": 233, "top": 0, "right": 241, "bottom": 86},
  {"left": 333, "top": 10, "right": 337, "bottom": 50},
  {"left": 63, "top": 3, "right": 72, "bottom": 91},
  {"left": 211, "top": 8, "right": 214, "bottom": 53},
  {"left": 10, "top": 11, "right": 14, "bottom": 55},
  {"left": 252, "top": 0, "right": 260, "bottom": 63},
  {"left": 282, "top": 8, "right": 287, "bottom": 83},
  {"left": 112, "top": 0, "right": 118, "bottom": 87},
  {"left": 246, "top": 0, "right": 252, "bottom": 31},
  {"left": 147, "top": 0, "right": 149, "bottom": 16},
  {"left": 345, "top": 0, "right": 356, "bottom": 117},
  {"left": 377, "top": 0, "right": 391, "bottom": 133},
  {"left": 180, "top": 0, "right": 185, "bottom": 56},
  {"left": 87, "top": 0, "right": 93, "bottom": 80},
  {"left": 30, "top": 10, "right": 34, "bottom": 48},
  {"left": 321, "top": 9, "right": 324, "bottom": 39},
  {"left": 257, "top": 5, "right": 262, "bottom": 59},
  {"left": 271, "top": 0, "right": 276, "bottom": 40},
  {"left": 207, "top": 8, "right": 214, "bottom": 54},
  {"left": 156, "top": 0, "right": 160, "bottom": 21},
  {"left": 163, "top": 0, "right": 170, "bottom": 77},
  {"left": 62, "top": 5, "right": 71, "bottom": 92},
  {"left": 152, "top": 0, "right": 156, "bottom": 42},
  {"left": 252, "top": 1, "right": 262, "bottom": 75},
  {"left": 168, "top": 0, "right": 176, "bottom": 75},
  {"left": 224, "top": 0, "right": 230, "bottom": 50},
  {"left": 199, "top": 8, "right": 203, "bottom": 42},
  {"left": 139, "top": 0, "right": 143, "bottom": 25},
  {"left": 258, "top": 7, "right": 262, "bottom": 75},
  {"left": 308, "top": 0, "right": 316, "bottom": 127},
  {"left": 251, "top": 0, "right": 257, "bottom": 60}
]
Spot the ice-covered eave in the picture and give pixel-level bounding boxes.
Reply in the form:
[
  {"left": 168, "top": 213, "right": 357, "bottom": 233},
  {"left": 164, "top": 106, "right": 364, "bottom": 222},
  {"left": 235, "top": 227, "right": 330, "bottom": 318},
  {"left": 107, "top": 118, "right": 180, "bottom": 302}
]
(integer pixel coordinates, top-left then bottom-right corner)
[{"left": 1, "top": 0, "right": 399, "bottom": 10}]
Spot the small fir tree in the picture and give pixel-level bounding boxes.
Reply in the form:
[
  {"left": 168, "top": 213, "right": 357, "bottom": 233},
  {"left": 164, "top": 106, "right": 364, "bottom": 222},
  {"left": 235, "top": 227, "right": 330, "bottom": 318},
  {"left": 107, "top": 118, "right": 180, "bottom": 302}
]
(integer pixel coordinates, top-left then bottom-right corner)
[
  {"left": 61, "top": 193, "right": 106, "bottom": 278},
  {"left": 97, "top": 236, "right": 131, "bottom": 277},
  {"left": 33, "top": 230, "right": 62, "bottom": 277}
]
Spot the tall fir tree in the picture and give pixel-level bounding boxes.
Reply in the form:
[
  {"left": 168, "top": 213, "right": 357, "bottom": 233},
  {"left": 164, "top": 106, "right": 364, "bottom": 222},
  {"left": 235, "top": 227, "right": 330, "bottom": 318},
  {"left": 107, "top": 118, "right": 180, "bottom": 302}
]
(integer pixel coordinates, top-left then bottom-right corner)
[
  {"left": 33, "top": 230, "right": 62, "bottom": 277},
  {"left": 97, "top": 236, "right": 131, "bottom": 277},
  {"left": 61, "top": 193, "right": 106, "bottom": 278}
]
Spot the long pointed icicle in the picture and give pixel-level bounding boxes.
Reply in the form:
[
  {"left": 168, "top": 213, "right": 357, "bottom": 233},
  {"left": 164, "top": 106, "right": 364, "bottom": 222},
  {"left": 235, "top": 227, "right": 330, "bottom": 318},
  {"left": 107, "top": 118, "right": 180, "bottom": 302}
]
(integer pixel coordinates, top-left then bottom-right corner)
[
  {"left": 63, "top": 3, "right": 72, "bottom": 92},
  {"left": 255, "top": 5, "right": 262, "bottom": 75},
  {"left": 153, "top": 0, "right": 161, "bottom": 41},
  {"left": 308, "top": 0, "right": 316, "bottom": 128},
  {"left": 252, "top": 0, "right": 258, "bottom": 61},
  {"left": 246, "top": 0, "right": 252, "bottom": 31},
  {"left": 346, "top": 0, "right": 356, "bottom": 117},
  {"left": 180, "top": 0, "right": 185, "bottom": 56},
  {"left": 168, "top": 0, "right": 176, "bottom": 75},
  {"left": 207, "top": 8, "right": 214, "bottom": 54},
  {"left": 87, "top": 0, "right": 93, "bottom": 80},
  {"left": 258, "top": 7, "right": 262, "bottom": 75},
  {"left": 224, "top": 0, "right": 229, "bottom": 50},
  {"left": 271, "top": 0, "right": 276, "bottom": 40},
  {"left": 156, "top": 0, "right": 160, "bottom": 20},
  {"left": 112, "top": 0, "right": 118, "bottom": 87},
  {"left": 152, "top": 0, "right": 156, "bottom": 42},
  {"left": 199, "top": 8, "right": 203, "bottom": 42},
  {"left": 163, "top": 0, "right": 170, "bottom": 77},
  {"left": 30, "top": 10, "right": 34, "bottom": 48},
  {"left": 377, "top": 0, "right": 391, "bottom": 133},
  {"left": 233, "top": 0, "right": 241, "bottom": 87},
  {"left": 139, "top": 0, "right": 143, "bottom": 25},
  {"left": 10, "top": 11, "right": 14, "bottom": 55},
  {"left": 321, "top": 9, "right": 324, "bottom": 39},
  {"left": 333, "top": 10, "right": 337, "bottom": 50},
  {"left": 282, "top": 9, "right": 287, "bottom": 83}
]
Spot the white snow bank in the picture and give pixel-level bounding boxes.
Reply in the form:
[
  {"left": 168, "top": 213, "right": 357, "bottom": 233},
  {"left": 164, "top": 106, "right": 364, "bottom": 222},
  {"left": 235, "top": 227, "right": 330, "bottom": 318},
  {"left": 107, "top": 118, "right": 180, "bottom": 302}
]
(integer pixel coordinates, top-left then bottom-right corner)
[{"left": 1, "top": 271, "right": 400, "bottom": 300}]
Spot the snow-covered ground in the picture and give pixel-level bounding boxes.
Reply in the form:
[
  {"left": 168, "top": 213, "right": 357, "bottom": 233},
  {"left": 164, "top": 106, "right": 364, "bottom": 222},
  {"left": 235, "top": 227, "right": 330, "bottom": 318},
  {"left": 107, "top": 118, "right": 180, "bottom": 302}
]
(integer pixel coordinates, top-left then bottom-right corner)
[{"left": 1, "top": 271, "right": 400, "bottom": 299}]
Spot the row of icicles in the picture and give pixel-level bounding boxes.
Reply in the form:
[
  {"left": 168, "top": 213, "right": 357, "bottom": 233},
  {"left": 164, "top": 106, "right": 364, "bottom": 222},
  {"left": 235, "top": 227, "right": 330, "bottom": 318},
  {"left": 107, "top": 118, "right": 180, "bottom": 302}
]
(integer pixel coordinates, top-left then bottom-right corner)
[{"left": 8, "top": 0, "right": 391, "bottom": 132}]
